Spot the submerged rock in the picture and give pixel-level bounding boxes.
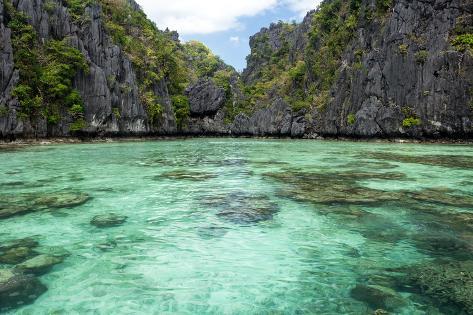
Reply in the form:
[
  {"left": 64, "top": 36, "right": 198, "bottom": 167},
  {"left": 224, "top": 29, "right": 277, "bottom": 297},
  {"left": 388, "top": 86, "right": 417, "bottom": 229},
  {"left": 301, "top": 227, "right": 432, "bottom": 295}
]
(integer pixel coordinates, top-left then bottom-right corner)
[
  {"left": 350, "top": 284, "right": 407, "bottom": 312},
  {"left": 0, "top": 238, "right": 39, "bottom": 252},
  {"left": 36, "top": 246, "right": 71, "bottom": 258},
  {"left": 0, "top": 247, "right": 37, "bottom": 265},
  {"left": 0, "top": 237, "right": 40, "bottom": 265},
  {"left": 16, "top": 255, "right": 64, "bottom": 275},
  {"left": 362, "top": 152, "right": 473, "bottom": 170},
  {"left": 265, "top": 170, "right": 405, "bottom": 206},
  {"left": 91, "top": 213, "right": 128, "bottom": 228},
  {"left": 0, "top": 269, "right": 47, "bottom": 311},
  {"left": 204, "top": 192, "right": 279, "bottom": 225},
  {"left": 218, "top": 193, "right": 278, "bottom": 224},
  {"left": 396, "top": 261, "right": 473, "bottom": 314},
  {"left": 0, "top": 192, "right": 91, "bottom": 219},
  {"left": 408, "top": 188, "right": 473, "bottom": 208},
  {"left": 412, "top": 234, "right": 473, "bottom": 260},
  {"left": 156, "top": 170, "right": 217, "bottom": 181},
  {"left": 34, "top": 192, "right": 91, "bottom": 209}
]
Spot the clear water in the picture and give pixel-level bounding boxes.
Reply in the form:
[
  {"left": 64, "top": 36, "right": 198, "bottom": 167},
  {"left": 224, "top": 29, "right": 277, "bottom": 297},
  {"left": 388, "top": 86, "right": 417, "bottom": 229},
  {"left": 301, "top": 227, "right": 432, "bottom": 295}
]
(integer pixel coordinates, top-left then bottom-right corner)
[{"left": 0, "top": 139, "right": 472, "bottom": 314}]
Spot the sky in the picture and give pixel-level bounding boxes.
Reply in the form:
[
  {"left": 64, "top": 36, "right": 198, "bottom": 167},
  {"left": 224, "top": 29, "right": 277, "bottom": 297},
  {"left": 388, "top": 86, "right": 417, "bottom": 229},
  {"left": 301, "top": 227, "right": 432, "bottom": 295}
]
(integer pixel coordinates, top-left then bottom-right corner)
[{"left": 135, "top": 0, "right": 323, "bottom": 71}]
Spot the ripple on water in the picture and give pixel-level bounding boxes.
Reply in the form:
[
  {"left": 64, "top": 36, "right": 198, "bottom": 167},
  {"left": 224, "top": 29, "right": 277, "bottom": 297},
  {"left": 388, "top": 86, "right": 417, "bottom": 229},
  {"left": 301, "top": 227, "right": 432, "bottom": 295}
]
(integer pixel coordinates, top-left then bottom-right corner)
[{"left": 0, "top": 139, "right": 472, "bottom": 314}]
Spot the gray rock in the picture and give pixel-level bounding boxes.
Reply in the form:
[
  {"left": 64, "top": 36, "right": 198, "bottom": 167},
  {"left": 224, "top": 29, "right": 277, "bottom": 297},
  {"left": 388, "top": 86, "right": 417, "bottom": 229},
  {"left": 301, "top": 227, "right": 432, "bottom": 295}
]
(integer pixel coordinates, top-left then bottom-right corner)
[
  {"left": 242, "top": 0, "right": 473, "bottom": 139},
  {"left": 0, "top": 192, "right": 91, "bottom": 219},
  {"left": 0, "top": 237, "right": 39, "bottom": 265},
  {"left": 0, "top": 246, "right": 37, "bottom": 265},
  {"left": 16, "top": 254, "right": 64, "bottom": 275},
  {"left": 0, "top": 237, "right": 39, "bottom": 252},
  {"left": 1, "top": 0, "right": 471, "bottom": 139},
  {"left": 186, "top": 79, "right": 226, "bottom": 116},
  {"left": 0, "top": 269, "right": 47, "bottom": 311},
  {"left": 231, "top": 98, "right": 295, "bottom": 136},
  {"left": 91, "top": 213, "right": 128, "bottom": 228}
]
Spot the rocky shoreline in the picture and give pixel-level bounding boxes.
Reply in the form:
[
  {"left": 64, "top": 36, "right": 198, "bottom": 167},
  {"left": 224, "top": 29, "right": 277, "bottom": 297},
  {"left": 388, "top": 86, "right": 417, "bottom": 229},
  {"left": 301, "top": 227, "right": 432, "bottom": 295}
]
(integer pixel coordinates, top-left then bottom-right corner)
[{"left": 0, "top": 135, "right": 472, "bottom": 147}]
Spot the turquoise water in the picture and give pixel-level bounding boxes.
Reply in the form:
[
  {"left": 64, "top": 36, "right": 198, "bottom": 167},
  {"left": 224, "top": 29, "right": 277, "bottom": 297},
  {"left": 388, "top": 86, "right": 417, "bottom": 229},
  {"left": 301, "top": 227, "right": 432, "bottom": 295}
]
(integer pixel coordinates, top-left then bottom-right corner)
[{"left": 0, "top": 139, "right": 472, "bottom": 314}]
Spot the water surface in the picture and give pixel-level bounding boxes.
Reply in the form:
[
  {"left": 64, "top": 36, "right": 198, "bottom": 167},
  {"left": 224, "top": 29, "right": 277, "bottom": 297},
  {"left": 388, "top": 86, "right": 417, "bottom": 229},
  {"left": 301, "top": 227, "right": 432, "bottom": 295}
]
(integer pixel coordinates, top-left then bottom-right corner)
[{"left": 0, "top": 139, "right": 472, "bottom": 314}]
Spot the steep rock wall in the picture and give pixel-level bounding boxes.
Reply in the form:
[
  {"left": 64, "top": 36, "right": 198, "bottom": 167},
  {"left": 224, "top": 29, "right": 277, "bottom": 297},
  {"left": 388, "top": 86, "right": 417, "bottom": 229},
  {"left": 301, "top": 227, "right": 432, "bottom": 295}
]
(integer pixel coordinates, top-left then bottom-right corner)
[
  {"left": 316, "top": 0, "right": 473, "bottom": 138},
  {"left": 242, "top": 0, "right": 473, "bottom": 139},
  {"left": 0, "top": 0, "right": 472, "bottom": 139},
  {"left": 0, "top": 0, "right": 176, "bottom": 138}
]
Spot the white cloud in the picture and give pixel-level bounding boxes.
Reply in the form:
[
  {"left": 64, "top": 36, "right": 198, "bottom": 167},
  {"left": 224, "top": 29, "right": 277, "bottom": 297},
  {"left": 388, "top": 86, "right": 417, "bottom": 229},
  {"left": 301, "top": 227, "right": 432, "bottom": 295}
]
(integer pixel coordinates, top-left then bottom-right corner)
[
  {"left": 229, "top": 36, "right": 240, "bottom": 45},
  {"left": 282, "top": 0, "right": 322, "bottom": 17},
  {"left": 135, "top": 0, "right": 323, "bottom": 35},
  {"left": 136, "top": 0, "right": 277, "bottom": 35}
]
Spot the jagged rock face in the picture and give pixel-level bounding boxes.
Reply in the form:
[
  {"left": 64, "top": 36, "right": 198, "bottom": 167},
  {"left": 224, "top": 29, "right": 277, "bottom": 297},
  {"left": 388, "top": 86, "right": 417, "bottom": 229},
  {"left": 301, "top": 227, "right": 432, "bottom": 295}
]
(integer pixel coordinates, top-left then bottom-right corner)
[
  {"left": 317, "top": 0, "right": 473, "bottom": 138},
  {"left": 0, "top": 0, "right": 176, "bottom": 138},
  {"left": 243, "top": 0, "right": 473, "bottom": 139},
  {"left": 186, "top": 79, "right": 226, "bottom": 116},
  {"left": 242, "top": 13, "right": 313, "bottom": 86},
  {"left": 231, "top": 98, "right": 305, "bottom": 137},
  {"left": 0, "top": 0, "right": 472, "bottom": 139}
]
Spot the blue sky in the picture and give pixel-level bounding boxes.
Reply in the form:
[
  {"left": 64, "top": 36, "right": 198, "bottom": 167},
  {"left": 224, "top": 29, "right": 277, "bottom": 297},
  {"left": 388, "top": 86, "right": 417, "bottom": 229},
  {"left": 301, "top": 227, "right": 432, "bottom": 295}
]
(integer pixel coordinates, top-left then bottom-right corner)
[{"left": 135, "top": 0, "right": 322, "bottom": 71}]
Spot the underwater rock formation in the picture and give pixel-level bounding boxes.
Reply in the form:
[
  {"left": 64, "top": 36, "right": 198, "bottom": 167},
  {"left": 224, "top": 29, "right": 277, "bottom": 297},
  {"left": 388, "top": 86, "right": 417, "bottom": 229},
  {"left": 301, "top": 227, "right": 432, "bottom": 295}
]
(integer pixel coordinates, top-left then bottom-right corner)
[{"left": 90, "top": 213, "right": 128, "bottom": 228}]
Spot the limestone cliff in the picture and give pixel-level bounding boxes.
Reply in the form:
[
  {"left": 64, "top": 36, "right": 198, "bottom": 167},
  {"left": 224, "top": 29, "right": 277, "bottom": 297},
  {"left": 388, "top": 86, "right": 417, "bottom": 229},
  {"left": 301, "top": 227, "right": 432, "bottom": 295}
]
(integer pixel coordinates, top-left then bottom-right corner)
[
  {"left": 240, "top": 0, "right": 473, "bottom": 139},
  {"left": 0, "top": 0, "right": 472, "bottom": 139}
]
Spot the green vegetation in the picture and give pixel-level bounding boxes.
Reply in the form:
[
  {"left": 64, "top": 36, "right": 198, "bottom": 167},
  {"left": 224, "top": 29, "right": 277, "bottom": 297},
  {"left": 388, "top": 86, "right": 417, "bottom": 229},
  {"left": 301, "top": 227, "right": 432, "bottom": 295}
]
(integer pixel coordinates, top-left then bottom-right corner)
[
  {"left": 415, "top": 50, "right": 428, "bottom": 64},
  {"left": 3, "top": 0, "right": 404, "bottom": 131},
  {"left": 5, "top": 0, "right": 88, "bottom": 131},
  {"left": 43, "top": 1, "right": 57, "bottom": 13},
  {"left": 100, "top": 1, "right": 238, "bottom": 126},
  {"left": 402, "top": 117, "right": 421, "bottom": 128},
  {"left": 0, "top": 105, "right": 8, "bottom": 117},
  {"left": 375, "top": 0, "right": 393, "bottom": 15},
  {"left": 99, "top": 0, "right": 188, "bottom": 123},
  {"left": 63, "top": 0, "right": 95, "bottom": 22},
  {"left": 69, "top": 118, "right": 87, "bottom": 132},
  {"left": 238, "top": 0, "right": 395, "bottom": 115},
  {"left": 171, "top": 95, "right": 190, "bottom": 129},
  {"left": 306, "top": 0, "right": 361, "bottom": 110},
  {"left": 7, "top": 0, "right": 240, "bottom": 129},
  {"left": 401, "top": 106, "right": 421, "bottom": 128},
  {"left": 398, "top": 44, "right": 408, "bottom": 55},
  {"left": 112, "top": 107, "right": 121, "bottom": 119},
  {"left": 184, "top": 41, "right": 227, "bottom": 79},
  {"left": 451, "top": 34, "right": 473, "bottom": 52},
  {"left": 140, "top": 91, "right": 163, "bottom": 125},
  {"left": 347, "top": 114, "right": 356, "bottom": 125}
]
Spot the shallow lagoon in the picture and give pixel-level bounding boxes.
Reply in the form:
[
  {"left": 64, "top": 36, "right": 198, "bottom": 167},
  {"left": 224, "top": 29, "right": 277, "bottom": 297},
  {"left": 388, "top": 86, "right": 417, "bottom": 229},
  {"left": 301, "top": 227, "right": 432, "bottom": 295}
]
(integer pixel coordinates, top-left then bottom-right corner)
[{"left": 0, "top": 139, "right": 472, "bottom": 314}]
